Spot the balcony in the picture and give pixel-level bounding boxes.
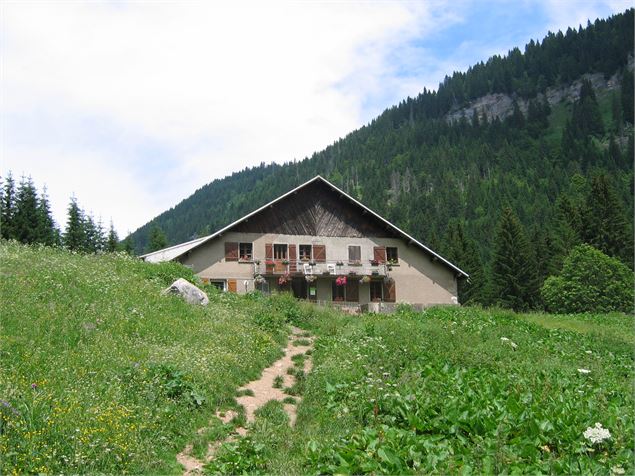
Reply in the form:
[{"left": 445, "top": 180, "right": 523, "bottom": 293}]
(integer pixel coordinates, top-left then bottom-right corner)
[{"left": 253, "top": 260, "right": 389, "bottom": 277}]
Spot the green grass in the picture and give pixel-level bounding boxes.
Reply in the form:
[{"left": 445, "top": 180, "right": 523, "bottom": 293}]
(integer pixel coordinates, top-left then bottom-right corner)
[
  {"left": 2, "top": 241, "right": 633, "bottom": 474},
  {"left": 0, "top": 241, "right": 292, "bottom": 474},
  {"left": 211, "top": 306, "right": 634, "bottom": 474}
]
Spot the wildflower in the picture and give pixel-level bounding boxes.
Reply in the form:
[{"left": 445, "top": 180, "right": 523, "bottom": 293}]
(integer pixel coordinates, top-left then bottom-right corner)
[
  {"left": 577, "top": 368, "right": 591, "bottom": 374},
  {"left": 510, "top": 342, "right": 518, "bottom": 349},
  {"left": 31, "top": 383, "right": 38, "bottom": 390},
  {"left": 583, "top": 422, "right": 611, "bottom": 444},
  {"left": 611, "top": 466, "right": 625, "bottom": 475},
  {"left": 585, "top": 350, "right": 592, "bottom": 354},
  {"left": 500, "top": 337, "right": 510, "bottom": 342}
]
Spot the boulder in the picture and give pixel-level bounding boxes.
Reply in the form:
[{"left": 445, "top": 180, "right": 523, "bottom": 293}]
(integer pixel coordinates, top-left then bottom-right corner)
[{"left": 162, "top": 278, "right": 209, "bottom": 306}]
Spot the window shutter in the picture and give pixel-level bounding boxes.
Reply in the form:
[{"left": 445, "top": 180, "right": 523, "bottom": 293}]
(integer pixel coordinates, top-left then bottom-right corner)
[
  {"left": 288, "top": 244, "right": 297, "bottom": 273},
  {"left": 346, "top": 280, "right": 359, "bottom": 302},
  {"left": 225, "top": 242, "right": 239, "bottom": 261},
  {"left": 227, "top": 279, "right": 237, "bottom": 293},
  {"left": 265, "top": 243, "right": 273, "bottom": 260},
  {"left": 313, "top": 245, "right": 326, "bottom": 262},
  {"left": 373, "top": 246, "right": 386, "bottom": 263},
  {"left": 383, "top": 280, "right": 396, "bottom": 302}
]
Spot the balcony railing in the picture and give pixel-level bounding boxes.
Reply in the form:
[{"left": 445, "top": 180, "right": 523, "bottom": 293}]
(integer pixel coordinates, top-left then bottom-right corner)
[{"left": 253, "top": 260, "right": 390, "bottom": 277}]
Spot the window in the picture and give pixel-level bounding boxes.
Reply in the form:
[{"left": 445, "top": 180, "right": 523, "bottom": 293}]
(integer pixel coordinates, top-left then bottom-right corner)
[
  {"left": 299, "top": 244, "right": 312, "bottom": 260},
  {"left": 348, "top": 245, "right": 361, "bottom": 263},
  {"left": 370, "top": 281, "right": 383, "bottom": 301},
  {"left": 273, "top": 244, "right": 287, "bottom": 260},
  {"left": 239, "top": 242, "right": 253, "bottom": 261},
  {"left": 386, "top": 246, "right": 399, "bottom": 263},
  {"left": 209, "top": 280, "right": 226, "bottom": 291},
  {"left": 332, "top": 281, "right": 346, "bottom": 301}
]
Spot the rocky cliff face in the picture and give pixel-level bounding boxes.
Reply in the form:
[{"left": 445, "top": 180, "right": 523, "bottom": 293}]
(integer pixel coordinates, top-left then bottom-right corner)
[{"left": 445, "top": 57, "right": 633, "bottom": 123}]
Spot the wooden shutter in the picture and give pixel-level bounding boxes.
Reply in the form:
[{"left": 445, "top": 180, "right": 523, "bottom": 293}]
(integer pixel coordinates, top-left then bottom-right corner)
[
  {"left": 288, "top": 244, "right": 297, "bottom": 273},
  {"left": 346, "top": 280, "right": 359, "bottom": 302},
  {"left": 383, "top": 280, "right": 396, "bottom": 302},
  {"left": 373, "top": 246, "right": 386, "bottom": 263},
  {"left": 225, "top": 242, "right": 239, "bottom": 261},
  {"left": 265, "top": 243, "right": 273, "bottom": 259},
  {"left": 313, "top": 245, "right": 326, "bottom": 262},
  {"left": 227, "top": 279, "right": 237, "bottom": 293}
]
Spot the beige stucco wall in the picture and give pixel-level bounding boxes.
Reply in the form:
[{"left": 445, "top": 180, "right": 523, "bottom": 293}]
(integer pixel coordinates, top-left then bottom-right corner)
[{"left": 178, "top": 231, "right": 458, "bottom": 306}]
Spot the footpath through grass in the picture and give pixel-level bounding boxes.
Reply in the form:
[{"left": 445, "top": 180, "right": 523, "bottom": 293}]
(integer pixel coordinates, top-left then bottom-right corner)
[
  {"left": 1, "top": 241, "right": 633, "bottom": 474},
  {"left": 0, "top": 242, "right": 296, "bottom": 474},
  {"left": 208, "top": 306, "right": 634, "bottom": 475}
]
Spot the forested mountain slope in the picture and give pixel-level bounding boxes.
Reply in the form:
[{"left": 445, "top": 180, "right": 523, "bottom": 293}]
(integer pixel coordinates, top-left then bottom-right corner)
[{"left": 130, "top": 10, "right": 634, "bottom": 304}]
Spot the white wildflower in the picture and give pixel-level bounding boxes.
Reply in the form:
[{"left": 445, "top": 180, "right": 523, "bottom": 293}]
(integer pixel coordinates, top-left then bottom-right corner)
[
  {"left": 611, "top": 466, "right": 625, "bottom": 475},
  {"left": 585, "top": 350, "right": 592, "bottom": 354},
  {"left": 510, "top": 342, "right": 518, "bottom": 349},
  {"left": 500, "top": 337, "right": 510, "bottom": 342},
  {"left": 583, "top": 422, "right": 611, "bottom": 444},
  {"left": 577, "top": 368, "right": 591, "bottom": 374}
]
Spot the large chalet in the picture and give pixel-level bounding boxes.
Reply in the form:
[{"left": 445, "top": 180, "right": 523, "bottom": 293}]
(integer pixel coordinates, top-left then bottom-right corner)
[{"left": 141, "top": 176, "right": 467, "bottom": 311}]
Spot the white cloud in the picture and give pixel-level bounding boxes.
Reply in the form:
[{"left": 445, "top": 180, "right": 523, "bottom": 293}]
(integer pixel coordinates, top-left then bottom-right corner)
[
  {"left": 1, "top": 1, "right": 629, "bottom": 237},
  {"left": 2, "top": 1, "right": 456, "bottom": 236}
]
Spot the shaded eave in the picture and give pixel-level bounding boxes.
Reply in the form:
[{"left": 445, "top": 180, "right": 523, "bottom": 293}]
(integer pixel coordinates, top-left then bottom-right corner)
[{"left": 140, "top": 175, "right": 469, "bottom": 278}]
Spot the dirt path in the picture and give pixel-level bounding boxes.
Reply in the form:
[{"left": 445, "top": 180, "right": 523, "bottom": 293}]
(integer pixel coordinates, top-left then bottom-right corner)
[{"left": 177, "top": 326, "right": 314, "bottom": 475}]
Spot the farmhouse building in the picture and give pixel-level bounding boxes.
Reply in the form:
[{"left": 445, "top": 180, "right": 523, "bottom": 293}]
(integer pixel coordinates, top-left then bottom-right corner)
[{"left": 141, "top": 176, "right": 467, "bottom": 310}]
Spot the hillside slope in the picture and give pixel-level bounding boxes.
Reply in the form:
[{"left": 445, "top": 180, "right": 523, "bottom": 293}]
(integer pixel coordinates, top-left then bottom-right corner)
[
  {"left": 0, "top": 241, "right": 297, "bottom": 474},
  {"left": 2, "top": 242, "right": 633, "bottom": 474},
  {"left": 129, "top": 9, "right": 634, "bottom": 265}
]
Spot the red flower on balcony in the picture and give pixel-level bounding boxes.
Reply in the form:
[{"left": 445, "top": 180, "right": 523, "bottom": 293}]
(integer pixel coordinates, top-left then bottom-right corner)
[{"left": 335, "top": 276, "right": 347, "bottom": 286}]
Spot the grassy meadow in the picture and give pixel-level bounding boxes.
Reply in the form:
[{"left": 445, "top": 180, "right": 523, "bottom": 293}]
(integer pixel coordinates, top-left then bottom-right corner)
[{"left": 1, "top": 241, "right": 633, "bottom": 474}]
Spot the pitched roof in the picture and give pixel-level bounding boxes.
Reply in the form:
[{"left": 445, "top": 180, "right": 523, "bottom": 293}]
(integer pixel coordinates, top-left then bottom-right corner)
[{"left": 140, "top": 175, "right": 468, "bottom": 277}]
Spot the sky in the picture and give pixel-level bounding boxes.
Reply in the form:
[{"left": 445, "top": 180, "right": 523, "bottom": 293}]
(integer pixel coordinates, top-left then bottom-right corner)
[{"left": 1, "top": 0, "right": 631, "bottom": 237}]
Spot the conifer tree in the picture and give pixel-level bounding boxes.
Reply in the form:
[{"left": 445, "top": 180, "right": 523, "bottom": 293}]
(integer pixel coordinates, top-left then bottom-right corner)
[
  {"left": 106, "top": 221, "right": 119, "bottom": 252},
  {"left": 148, "top": 224, "right": 167, "bottom": 252},
  {"left": 581, "top": 174, "right": 632, "bottom": 265},
  {"left": 621, "top": 69, "right": 634, "bottom": 124},
  {"left": 13, "top": 177, "right": 40, "bottom": 244},
  {"left": 443, "top": 221, "right": 485, "bottom": 304},
  {"left": 36, "top": 186, "right": 58, "bottom": 246},
  {"left": 490, "top": 207, "right": 540, "bottom": 310},
  {"left": 122, "top": 234, "right": 135, "bottom": 255},
  {"left": 1, "top": 173, "right": 16, "bottom": 240},
  {"left": 551, "top": 194, "right": 582, "bottom": 271},
  {"left": 83, "top": 214, "right": 99, "bottom": 253},
  {"left": 64, "top": 197, "right": 85, "bottom": 251},
  {"left": 572, "top": 79, "right": 604, "bottom": 137}
]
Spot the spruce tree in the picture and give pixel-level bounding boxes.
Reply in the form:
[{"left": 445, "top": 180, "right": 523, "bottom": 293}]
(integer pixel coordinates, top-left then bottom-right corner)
[
  {"left": 106, "top": 221, "right": 119, "bottom": 252},
  {"left": 572, "top": 79, "right": 604, "bottom": 137},
  {"left": 122, "top": 234, "right": 135, "bottom": 255},
  {"left": 36, "top": 186, "right": 58, "bottom": 246},
  {"left": 83, "top": 214, "right": 99, "bottom": 253},
  {"left": 490, "top": 207, "right": 540, "bottom": 311},
  {"left": 1, "top": 173, "right": 16, "bottom": 240},
  {"left": 148, "top": 224, "right": 167, "bottom": 252},
  {"left": 13, "top": 177, "right": 40, "bottom": 244},
  {"left": 64, "top": 197, "right": 85, "bottom": 251},
  {"left": 621, "top": 69, "right": 634, "bottom": 124},
  {"left": 443, "top": 221, "right": 485, "bottom": 305},
  {"left": 581, "top": 174, "right": 632, "bottom": 265}
]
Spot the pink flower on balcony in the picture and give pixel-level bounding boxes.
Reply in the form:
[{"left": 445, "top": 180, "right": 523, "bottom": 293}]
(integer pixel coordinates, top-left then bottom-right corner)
[{"left": 336, "top": 276, "right": 347, "bottom": 286}]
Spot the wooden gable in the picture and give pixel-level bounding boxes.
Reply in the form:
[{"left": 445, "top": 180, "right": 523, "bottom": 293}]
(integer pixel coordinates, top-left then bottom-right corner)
[{"left": 232, "top": 180, "right": 399, "bottom": 238}]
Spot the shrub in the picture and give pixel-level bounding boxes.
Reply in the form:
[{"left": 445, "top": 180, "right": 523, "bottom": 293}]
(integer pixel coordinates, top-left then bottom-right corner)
[
  {"left": 541, "top": 244, "right": 634, "bottom": 314},
  {"left": 136, "top": 260, "right": 197, "bottom": 286}
]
